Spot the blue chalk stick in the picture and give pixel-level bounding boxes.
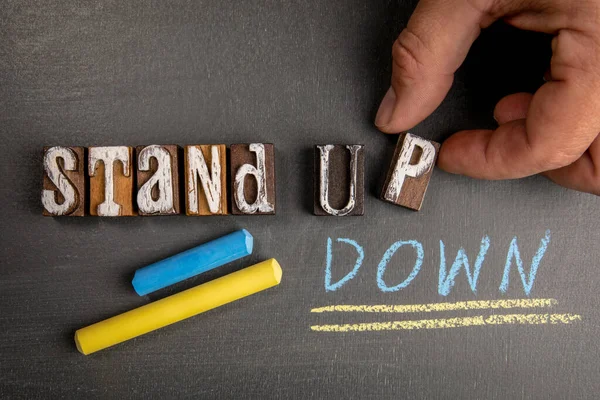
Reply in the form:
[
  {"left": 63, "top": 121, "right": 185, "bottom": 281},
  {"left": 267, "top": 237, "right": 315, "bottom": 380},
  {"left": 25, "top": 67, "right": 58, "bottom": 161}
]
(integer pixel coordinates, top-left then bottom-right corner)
[{"left": 132, "top": 229, "right": 254, "bottom": 296}]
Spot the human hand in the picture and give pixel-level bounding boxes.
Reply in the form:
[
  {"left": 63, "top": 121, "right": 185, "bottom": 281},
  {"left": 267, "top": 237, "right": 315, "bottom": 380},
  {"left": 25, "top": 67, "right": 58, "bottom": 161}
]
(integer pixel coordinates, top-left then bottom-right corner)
[{"left": 375, "top": 0, "right": 600, "bottom": 195}]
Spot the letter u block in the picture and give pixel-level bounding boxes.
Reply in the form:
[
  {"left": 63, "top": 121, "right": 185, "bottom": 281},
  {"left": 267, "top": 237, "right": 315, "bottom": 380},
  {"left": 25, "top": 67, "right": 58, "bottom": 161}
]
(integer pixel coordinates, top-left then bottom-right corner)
[{"left": 314, "top": 144, "right": 364, "bottom": 216}]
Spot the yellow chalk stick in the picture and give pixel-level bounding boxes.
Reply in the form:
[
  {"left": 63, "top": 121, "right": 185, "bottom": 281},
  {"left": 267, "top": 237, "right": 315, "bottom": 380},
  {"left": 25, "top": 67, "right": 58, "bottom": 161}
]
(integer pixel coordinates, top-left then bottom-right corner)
[{"left": 75, "top": 258, "right": 282, "bottom": 355}]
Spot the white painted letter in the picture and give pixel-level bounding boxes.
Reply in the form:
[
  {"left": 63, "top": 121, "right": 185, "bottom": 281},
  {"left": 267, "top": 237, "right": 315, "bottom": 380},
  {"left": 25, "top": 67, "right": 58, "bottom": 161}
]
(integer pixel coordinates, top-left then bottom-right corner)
[
  {"left": 41, "top": 146, "right": 78, "bottom": 215},
  {"left": 234, "top": 143, "right": 274, "bottom": 214},
  {"left": 137, "top": 145, "right": 176, "bottom": 215},
  {"left": 318, "top": 145, "right": 362, "bottom": 216},
  {"left": 89, "top": 146, "right": 131, "bottom": 216},
  {"left": 383, "top": 133, "right": 436, "bottom": 203},
  {"left": 186, "top": 145, "right": 223, "bottom": 214}
]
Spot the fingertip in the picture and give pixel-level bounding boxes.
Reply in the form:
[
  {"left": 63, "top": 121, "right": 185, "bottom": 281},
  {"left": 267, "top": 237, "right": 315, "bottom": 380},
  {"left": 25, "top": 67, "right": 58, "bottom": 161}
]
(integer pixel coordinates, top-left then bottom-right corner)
[
  {"left": 374, "top": 87, "right": 398, "bottom": 133},
  {"left": 436, "top": 140, "right": 455, "bottom": 173},
  {"left": 437, "top": 131, "right": 476, "bottom": 175},
  {"left": 374, "top": 75, "right": 454, "bottom": 134},
  {"left": 493, "top": 92, "right": 533, "bottom": 124},
  {"left": 438, "top": 129, "right": 502, "bottom": 178}
]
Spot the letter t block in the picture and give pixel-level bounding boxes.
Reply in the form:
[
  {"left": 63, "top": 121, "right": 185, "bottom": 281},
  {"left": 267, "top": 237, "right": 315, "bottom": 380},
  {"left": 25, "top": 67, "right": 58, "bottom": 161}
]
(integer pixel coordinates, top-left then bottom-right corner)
[{"left": 89, "top": 146, "right": 136, "bottom": 216}]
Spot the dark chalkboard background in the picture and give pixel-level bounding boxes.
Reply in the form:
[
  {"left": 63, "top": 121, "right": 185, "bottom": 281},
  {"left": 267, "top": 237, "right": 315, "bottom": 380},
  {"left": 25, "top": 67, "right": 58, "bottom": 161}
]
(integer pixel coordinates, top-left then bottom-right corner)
[{"left": 2, "top": 1, "right": 599, "bottom": 398}]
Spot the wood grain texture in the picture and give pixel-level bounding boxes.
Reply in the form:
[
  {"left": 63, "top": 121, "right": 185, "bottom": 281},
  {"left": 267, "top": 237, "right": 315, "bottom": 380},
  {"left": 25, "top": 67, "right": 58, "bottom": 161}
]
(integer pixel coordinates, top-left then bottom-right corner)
[
  {"left": 314, "top": 144, "right": 364, "bottom": 216},
  {"left": 230, "top": 143, "right": 276, "bottom": 215},
  {"left": 380, "top": 133, "right": 440, "bottom": 211},
  {"left": 184, "top": 144, "right": 228, "bottom": 216},
  {"left": 42, "top": 146, "right": 85, "bottom": 216},
  {"left": 136, "top": 144, "right": 181, "bottom": 216},
  {"left": 89, "top": 146, "right": 136, "bottom": 216}
]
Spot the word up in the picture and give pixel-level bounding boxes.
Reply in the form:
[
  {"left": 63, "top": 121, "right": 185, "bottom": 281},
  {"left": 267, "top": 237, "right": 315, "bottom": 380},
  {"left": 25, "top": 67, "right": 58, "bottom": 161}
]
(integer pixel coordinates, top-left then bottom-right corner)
[{"left": 42, "top": 134, "right": 440, "bottom": 217}]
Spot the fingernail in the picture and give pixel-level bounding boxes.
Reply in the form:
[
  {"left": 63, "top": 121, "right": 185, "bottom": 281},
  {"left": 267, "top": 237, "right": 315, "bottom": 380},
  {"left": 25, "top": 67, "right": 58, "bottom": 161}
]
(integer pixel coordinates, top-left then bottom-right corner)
[{"left": 375, "top": 87, "right": 396, "bottom": 128}]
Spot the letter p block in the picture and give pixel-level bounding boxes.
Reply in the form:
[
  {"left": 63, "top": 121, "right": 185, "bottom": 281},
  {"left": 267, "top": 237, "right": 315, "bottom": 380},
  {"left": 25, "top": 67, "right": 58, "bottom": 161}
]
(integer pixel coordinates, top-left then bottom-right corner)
[{"left": 380, "top": 133, "right": 440, "bottom": 211}]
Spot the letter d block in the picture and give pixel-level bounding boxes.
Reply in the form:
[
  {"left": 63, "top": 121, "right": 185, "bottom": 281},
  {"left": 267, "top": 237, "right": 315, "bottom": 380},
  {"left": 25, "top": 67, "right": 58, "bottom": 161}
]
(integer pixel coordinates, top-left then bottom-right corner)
[
  {"left": 380, "top": 133, "right": 440, "bottom": 211},
  {"left": 42, "top": 146, "right": 86, "bottom": 216},
  {"left": 314, "top": 144, "right": 364, "bottom": 216},
  {"left": 89, "top": 146, "right": 136, "bottom": 216},
  {"left": 230, "top": 143, "right": 276, "bottom": 215},
  {"left": 136, "top": 145, "right": 181, "bottom": 216}
]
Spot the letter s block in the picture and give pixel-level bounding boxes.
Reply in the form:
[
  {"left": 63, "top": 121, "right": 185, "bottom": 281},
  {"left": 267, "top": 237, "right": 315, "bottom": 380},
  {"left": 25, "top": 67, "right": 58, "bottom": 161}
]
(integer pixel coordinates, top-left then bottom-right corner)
[
  {"left": 89, "top": 146, "right": 136, "bottom": 216},
  {"left": 230, "top": 143, "right": 276, "bottom": 215},
  {"left": 136, "top": 145, "right": 181, "bottom": 216},
  {"left": 380, "top": 133, "right": 440, "bottom": 211},
  {"left": 42, "top": 146, "right": 86, "bottom": 216}
]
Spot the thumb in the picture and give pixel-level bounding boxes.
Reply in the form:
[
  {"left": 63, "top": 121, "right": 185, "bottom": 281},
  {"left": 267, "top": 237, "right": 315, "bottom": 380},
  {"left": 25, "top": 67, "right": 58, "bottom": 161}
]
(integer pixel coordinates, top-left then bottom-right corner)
[{"left": 375, "top": 0, "right": 494, "bottom": 133}]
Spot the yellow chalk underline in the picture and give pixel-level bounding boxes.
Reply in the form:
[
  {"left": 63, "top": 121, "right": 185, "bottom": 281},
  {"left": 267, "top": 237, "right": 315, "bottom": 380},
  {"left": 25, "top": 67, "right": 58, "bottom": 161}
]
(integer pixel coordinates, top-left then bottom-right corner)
[
  {"left": 311, "top": 313, "right": 582, "bottom": 332},
  {"left": 311, "top": 298, "right": 557, "bottom": 314}
]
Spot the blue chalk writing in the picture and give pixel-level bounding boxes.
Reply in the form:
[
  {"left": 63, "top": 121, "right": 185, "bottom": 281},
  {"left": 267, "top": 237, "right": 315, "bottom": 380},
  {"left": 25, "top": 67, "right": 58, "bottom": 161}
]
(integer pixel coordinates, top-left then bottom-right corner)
[
  {"left": 377, "top": 240, "right": 424, "bottom": 292},
  {"left": 324, "top": 237, "right": 365, "bottom": 292},
  {"left": 438, "top": 236, "right": 490, "bottom": 296},
  {"left": 499, "top": 230, "right": 551, "bottom": 296},
  {"left": 323, "top": 230, "right": 553, "bottom": 297}
]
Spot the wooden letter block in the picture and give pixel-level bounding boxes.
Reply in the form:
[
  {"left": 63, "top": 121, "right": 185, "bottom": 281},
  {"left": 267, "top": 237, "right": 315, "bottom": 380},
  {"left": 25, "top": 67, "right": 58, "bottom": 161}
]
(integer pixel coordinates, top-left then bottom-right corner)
[
  {"left": 380, "top": 133, "right": 440, "bottom": 211},
  {"left": 184, "top": 144, "right": 227, "bottom": 216},
  {"left": 42, "top": 146, "right": 85, "bottom": 216},
  {"left": 314, "top": 144, "right": 364, "bottom": 216},
  {"left": 88, "top": 146, "right": 135, "bottom": 216},
  {"left": 230, "top": 143, "right": 275, "bottom": 215},
  {"left": 136, "top": 145, "right": 181, "bottom": 216}
]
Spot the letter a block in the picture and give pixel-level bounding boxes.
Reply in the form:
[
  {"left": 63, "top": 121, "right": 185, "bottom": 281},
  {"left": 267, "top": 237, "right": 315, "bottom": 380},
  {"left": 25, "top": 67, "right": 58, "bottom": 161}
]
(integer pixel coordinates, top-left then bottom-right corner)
[
  {"left": 230, "top": 143, "right": 276, "bottom": 215},
  {"left": 380, "top": 133, "right": 440, "bottom": 211},
  {"left": 42, "top": 146, "right": 86, "bottom": 216},
  {"left": 184, "top": 144, "right": 227, "bottom": 215},
  {"left": 314, "top": 144, "right": 364, "bottom": 216},
  {"left": 136, "top": 145, "right": 181, "bottom": 216},
  {"left": 89, "top": 146, "right": 136, "bottom": 216}
]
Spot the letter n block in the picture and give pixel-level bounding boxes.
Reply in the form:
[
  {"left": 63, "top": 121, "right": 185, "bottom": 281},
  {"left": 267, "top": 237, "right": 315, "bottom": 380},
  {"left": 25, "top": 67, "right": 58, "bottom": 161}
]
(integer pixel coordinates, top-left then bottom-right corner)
[
  {"left": 230, "top": 143, "right": 275, "bottom": 215},
  {"left": 314, "top": 144, "right": 364, "bottom": 216},
  {"left": 184, "top": 144, "right": 227, "bottom": 215},
  {"left": 380, "top": 133, "right": 440, "bottom": 211},
  {"left": 89, "top": 146, "right": 136, "bottom": 216},
  {"left": 42, "top": 146, "right": 86, "bottom": 216},
  {"left": 136, "top": 145, "right": 181, "bottom": 216}
]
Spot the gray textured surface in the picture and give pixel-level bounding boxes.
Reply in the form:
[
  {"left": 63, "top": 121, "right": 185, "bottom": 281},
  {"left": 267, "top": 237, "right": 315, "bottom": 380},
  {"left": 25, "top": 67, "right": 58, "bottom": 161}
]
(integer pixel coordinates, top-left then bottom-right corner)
[{"left": 1, "top": 1, "right": 600, "bottom": 398}]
